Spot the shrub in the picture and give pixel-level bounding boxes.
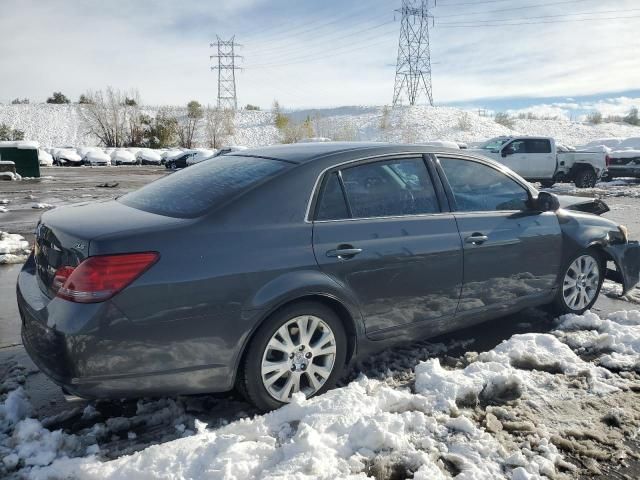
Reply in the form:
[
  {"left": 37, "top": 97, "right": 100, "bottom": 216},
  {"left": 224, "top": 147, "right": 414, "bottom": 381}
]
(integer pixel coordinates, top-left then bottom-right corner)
[
  {"left": 457, "top": 112, "right": 472, "bottom": 131},
  {"left": 624, "top": 107, "right": 639, "bottom": 126},
  {"left": 494, "top": 112, "right": 515, "bottom": 129},
  {"left": 586, "top": 111, "right": 603, "bottom": 124},
  {"left": 10, "top": 98, "right": 29, "bottom": 105},
  {"left": 0, "top": 123, "right": 25, "bottom": 141},
  {"left": 46, "top": 92, "right": 70, "bottom": 104}
]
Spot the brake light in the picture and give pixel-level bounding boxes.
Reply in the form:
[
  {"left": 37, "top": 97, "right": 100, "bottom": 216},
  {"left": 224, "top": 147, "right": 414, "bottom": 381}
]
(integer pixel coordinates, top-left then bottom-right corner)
[
  {"left": 54, "top": 252, "right": 159, "bottom": 303},
  {"left": 605, "top": 155, "right": 612, "bottom": 167}
]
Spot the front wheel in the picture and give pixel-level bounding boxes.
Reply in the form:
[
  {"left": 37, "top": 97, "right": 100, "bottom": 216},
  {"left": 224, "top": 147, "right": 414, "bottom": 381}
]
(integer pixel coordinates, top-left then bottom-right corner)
[
  {"left": 239, "top": 302, "right": 347, "bottom": 411},
  {"left": 574, "top": 168, "right": 597, "bottom": 188},
  {"left": 551, "top": 250, "right": 603, "bottom": 315}
]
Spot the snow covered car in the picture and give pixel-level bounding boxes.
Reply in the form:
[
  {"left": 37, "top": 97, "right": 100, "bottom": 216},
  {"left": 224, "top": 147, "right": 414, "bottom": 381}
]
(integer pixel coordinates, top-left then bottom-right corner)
[
  {"left": 186, "top": 148, "right": 215, "bottom": 166},
  {"left": 165, "top": 151, "right": 196, "bottom": 169},
  {"left": 110, "top": 150, "right": 138, "bottom": 166},
  {"left": 83, "top": 150, "right": 111, "bottom": 166},
  {"left": 38, "top": 149, "right": 54, "bottom": 166},
  {"left": 136, "top": 149, "right": 163, "bottom": 165},
  {"left": 18, "top": 143, "right": 640, "bottom": 411},
  {"left": 53, "top": 148, "right": 83, "bottom": 166},
  {"left": 211, "top": 145, "right": 248, "bottom": 157}
]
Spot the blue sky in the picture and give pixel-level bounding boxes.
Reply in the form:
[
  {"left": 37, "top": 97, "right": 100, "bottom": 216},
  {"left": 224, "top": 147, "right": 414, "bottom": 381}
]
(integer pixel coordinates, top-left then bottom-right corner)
[{"left": 1, "top": 0, "right": 639, "bottom": 115}]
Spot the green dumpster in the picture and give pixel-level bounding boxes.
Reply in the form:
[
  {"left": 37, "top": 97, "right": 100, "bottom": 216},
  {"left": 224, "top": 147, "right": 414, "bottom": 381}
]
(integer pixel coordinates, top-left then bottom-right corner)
[{"left": 0, "top": 141, "right": 40, "bottom": 178}]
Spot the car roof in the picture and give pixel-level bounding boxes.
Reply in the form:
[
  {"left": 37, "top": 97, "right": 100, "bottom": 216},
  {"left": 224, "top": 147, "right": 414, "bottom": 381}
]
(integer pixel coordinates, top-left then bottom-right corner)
[{"left": 233, "top": 142, "right": 464, "bottom": 164}]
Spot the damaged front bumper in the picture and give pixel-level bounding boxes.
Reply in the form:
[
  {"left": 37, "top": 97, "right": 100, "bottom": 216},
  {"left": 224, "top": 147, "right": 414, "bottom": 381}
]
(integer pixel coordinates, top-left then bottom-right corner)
[{"left": 604, "top": 241, "right": 640, "bottom": 295}]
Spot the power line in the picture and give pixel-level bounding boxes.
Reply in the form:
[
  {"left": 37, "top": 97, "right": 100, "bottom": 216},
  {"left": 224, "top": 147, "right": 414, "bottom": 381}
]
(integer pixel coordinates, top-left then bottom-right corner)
[
  {"left": 438, "top": 7, "right": 640, "bottom": 25},
  {"left": 437, "top": 0, "right": 595, "bottom": 18},
  {"left": 245, "top": 20, "right": 396, "bottom": 65},
  {"left": 438, "top": 14, "right": 640, "bottom": 27}
]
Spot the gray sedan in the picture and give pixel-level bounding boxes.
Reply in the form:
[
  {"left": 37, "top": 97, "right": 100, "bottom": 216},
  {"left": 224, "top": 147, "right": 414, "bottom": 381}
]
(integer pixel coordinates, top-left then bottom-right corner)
[{"left": 17, "top": 143, "right": 640, "bottom": 410}]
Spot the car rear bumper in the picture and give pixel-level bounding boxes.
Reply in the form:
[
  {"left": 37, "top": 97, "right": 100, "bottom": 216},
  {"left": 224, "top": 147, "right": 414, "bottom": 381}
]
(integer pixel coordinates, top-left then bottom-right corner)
[
  {"left": 17, "top": 256, "right": 241, "bottom": 399},
  {"left": 604, "top": 241, "right": 640, "bottom": 295}
]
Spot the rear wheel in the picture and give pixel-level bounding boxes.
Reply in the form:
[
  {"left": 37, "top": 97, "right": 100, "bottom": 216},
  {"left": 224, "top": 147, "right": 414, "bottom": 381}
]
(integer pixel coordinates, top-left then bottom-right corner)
[
  {"left": 240, "top": 302, "right": 347, "bottom": 411},
  {"left": 551, "top": 249, "right": 603, "bottom": 315},
  {"left": 574, "top": 168, "right": 597, "bottom": 188}
]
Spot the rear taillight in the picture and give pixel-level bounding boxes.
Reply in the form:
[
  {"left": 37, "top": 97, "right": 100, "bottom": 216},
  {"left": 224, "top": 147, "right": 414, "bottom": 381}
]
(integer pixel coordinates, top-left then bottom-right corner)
[
  {"left": 605, "top": 155, "right": 612, "bottom": 167},
  {"left": 54, "top": 252, "right": 159, "bottom": 303}
]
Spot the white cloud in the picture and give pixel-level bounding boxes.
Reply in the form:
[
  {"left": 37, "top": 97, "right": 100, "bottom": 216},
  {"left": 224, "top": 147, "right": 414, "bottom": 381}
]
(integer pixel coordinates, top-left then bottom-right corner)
[{"left": 0, "top": 0, "right": 639, "bottom": 108}]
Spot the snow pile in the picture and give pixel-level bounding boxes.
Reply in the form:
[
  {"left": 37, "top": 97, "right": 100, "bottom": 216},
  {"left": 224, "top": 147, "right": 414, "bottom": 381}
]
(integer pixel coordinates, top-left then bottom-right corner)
[
  {"left": 0, "top": 231, "right": 30, "bottom": 264},
  {"left": 24, "top": 310, "right": 640, "bottom": 480},
  {"left": 31, "top": 203, "right": 55, "bottom": 210},
  {"left": 546, "top": 178, "right": 640, "bottom": 198},
  {"left": 555, "top": 310, "right": 640, "bottom": 372}
]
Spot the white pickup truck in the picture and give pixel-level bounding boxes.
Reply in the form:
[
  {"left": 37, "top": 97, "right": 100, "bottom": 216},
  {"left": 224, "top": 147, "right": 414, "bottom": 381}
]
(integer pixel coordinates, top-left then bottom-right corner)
[{"left": 470, "top": 136, "right": 608, "bottom": 188}]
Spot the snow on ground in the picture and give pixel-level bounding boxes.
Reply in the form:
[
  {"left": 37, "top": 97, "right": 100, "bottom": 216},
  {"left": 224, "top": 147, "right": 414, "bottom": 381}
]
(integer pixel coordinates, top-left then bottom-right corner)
[
  {"left": 1, "top": 104, "right": 639, "bottom": 150},
  {"left": 1, "top": 310, "right": 638, "bottom": 479},
  {"left": 0, "top": 232, "right": 30, "bottom": 265},
  {"left": 545, "top": 178, "right": 640, "bottom": 199}
]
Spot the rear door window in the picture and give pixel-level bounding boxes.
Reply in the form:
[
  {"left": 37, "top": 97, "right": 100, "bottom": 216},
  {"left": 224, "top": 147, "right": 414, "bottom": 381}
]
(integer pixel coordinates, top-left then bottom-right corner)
[
  {"left": 316, "top": 172, "right": 349, "bottom": 221},
  {"left": 524, "top": 139, "right": 552, "bottom": 153},
  {"left": 119, "top": 156, "right": 287, "bottom": 218},
  {"left": 339, "top": 158, "right": 440, "bottom": 218},
  {"left": 439, "top": 157, "right": 530, "bottom": 211}
]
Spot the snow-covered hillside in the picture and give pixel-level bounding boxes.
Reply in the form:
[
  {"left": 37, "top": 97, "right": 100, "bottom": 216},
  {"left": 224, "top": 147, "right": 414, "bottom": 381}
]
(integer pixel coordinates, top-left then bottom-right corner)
[{"left": 0, "top": 104, "right": 639, "bottom": 148}]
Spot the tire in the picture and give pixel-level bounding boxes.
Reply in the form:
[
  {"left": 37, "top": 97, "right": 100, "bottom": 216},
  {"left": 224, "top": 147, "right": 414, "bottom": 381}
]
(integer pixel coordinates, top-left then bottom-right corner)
[
  {"left": 239, "top": 301, "right": 347, "bottom": 411},
  {"left": 551, "top": 249, "right": 604, "bottom": 315},
  {"left": 574, "top": 168, "right": 597, "bottom": 188},
  {"left": 540, "top": 180, "right": 555, "bottom": 188}
]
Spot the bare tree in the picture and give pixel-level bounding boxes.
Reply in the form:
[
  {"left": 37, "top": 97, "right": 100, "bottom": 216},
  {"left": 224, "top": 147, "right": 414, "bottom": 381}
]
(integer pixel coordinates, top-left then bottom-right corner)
[
  {"left": 204, "top": 107, "right": 235, "bottom": 149},
  {"left": 79, "top": 87, "right": 141, "bottom": 147},
  {"left": 177, "top": 100, "right": 204, "bottom": 148}
]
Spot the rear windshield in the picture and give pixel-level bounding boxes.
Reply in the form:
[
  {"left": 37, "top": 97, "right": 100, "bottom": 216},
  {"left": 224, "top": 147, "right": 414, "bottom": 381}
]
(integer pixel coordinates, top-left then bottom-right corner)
[{"left": 118, "top": 155, "right": 288, "bottom": 218}]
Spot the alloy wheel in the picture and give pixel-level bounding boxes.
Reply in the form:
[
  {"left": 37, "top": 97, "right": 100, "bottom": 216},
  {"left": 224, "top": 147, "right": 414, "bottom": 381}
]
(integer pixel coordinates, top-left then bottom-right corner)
[
  {"left": 562, "top": 254, "right": 600, "bottom": 311},
  {"left": 260, "top": 315, "right": 337, "bottom": 402}
]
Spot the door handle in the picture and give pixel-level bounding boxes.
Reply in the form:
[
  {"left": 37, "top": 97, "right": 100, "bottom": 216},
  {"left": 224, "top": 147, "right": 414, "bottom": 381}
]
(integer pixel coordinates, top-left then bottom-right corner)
[
  {"left": 465, "top": 233, "right": 489, "bottom": 245},
  {"left": 326, "top": 246, "right": 363, "bottom": 259}
]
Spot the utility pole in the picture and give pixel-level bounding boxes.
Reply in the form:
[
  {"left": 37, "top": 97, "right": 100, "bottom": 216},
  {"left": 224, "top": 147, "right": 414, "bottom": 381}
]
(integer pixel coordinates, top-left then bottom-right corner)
[
  {"left": 392, "top": 0, "right": 435, "bottom": 107},
  {"left": 210, "top": 36, "right": 242, "bottom": 110}
]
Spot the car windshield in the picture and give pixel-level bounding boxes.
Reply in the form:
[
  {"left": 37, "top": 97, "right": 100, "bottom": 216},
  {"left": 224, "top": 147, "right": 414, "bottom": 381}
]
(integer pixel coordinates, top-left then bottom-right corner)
[
  {"left": 480, "top": 137, "right": 510, "bottom": 151},
  {"left": 119, "top": 155, "right": 288, "bottom": 218}
]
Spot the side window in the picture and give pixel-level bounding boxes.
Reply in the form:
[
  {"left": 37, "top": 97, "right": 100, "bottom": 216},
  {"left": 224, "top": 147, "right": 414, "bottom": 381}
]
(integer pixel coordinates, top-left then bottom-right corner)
[
  {"left": 340, "top": 158, "right": 439, "bottom": 218},
  {"left": 439, "top": 157, "right": 530, "bottom": 212},
  {"left": 525, "top": 139, "right": 552, "bottom": 154},
  {"left": 504, "top": 140, "right": 525, "bottom": 154},
  {"left": 316, "top": 172, "right": 349, "bottom": 221}
]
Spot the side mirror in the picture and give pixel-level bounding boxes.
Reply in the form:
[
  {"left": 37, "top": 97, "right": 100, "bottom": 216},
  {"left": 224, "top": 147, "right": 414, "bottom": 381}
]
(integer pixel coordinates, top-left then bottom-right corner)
[{"left": 535, "top": 191, "right": 560, "bottom": 212}]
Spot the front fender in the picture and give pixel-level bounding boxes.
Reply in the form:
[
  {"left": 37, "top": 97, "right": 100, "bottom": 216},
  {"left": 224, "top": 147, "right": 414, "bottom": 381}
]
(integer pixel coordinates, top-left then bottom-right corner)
[{"left": 603, "top": 241, "right": 640, "bottom": 295}]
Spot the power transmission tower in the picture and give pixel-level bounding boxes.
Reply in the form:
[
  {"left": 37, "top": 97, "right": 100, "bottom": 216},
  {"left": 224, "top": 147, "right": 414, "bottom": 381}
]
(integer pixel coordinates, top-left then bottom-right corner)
[
  {"left": 392, "top": 0, "right": 435, "bottom": 107},
  {"left": 210, "top": 36, "right": 242, "bottom": 110}
]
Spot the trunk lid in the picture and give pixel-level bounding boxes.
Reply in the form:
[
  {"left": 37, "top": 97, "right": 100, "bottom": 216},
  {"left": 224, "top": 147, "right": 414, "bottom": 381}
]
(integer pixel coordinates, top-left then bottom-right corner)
[{"left": 34, "top": 200, "right": 190, "bottom": 297}]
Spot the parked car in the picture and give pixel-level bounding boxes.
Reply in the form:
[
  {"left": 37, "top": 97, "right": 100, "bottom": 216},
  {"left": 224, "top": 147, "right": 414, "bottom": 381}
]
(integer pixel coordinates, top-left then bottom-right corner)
[
  {"left": 38, "top": 149, "right": 54, "bottom": 166},
  {"left": 18, "top": 143, "right": 639, "bottom": 411},
  {"left": 83, "top": 150, "right": 111, "bottom": 166},
  {"left": 186, "top": 149, "right": 216, "bottom": 166},
  {"left": 53, "top": 148, "right": 83, "bottom": 166},
  {"left": 165, "top": 151, "right": 196, "bottom": 169},
  {"left": 471, "top": 136, "right": 608, "bottom": 188},
  {"left": 111, "top": 150, "right": 138, "bottom": 166},
  {"left": 136, "top": 149, "right": 163, "bottom": 165}
]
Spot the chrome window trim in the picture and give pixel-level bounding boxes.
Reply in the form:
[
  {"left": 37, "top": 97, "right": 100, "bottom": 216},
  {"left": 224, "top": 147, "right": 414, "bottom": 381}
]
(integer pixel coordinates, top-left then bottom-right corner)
[{"left": 305, "top": 150, "right": 536, "bottom": 223}]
